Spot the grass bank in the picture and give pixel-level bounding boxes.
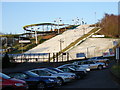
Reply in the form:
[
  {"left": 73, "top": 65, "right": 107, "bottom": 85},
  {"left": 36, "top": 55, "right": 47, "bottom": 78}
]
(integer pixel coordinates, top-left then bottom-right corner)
[{"left": 111, "top": 63, "right": 120, "bottom": 79}]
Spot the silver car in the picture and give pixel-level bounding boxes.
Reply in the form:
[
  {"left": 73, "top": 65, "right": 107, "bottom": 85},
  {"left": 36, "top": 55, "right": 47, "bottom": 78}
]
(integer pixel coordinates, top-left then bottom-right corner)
[
  {"left": 73, "top": 60, "right": 107, "bottom": 70},
  {"left": 29, "top": 68, "right": 76, "bottom": 86},
  {"left": 58, "top": 64, "right": 90, "bottom": 72},
  {"left": 88, "top": 56, "right": 109, "bottom": 64}
]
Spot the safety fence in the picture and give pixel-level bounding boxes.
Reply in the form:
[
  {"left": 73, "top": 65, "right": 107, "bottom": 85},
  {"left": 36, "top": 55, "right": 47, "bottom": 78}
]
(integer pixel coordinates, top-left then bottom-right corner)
[{"left": 3, "top": 53, "right": 70, "bottom": 63}]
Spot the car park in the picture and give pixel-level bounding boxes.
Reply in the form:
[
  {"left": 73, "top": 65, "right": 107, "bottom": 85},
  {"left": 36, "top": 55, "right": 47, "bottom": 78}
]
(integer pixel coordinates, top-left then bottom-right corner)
[
  {"left": 7, "top": 71, "right": 59, "bottom": 89},
  {"left": 57, "top": 66, "right": 87, "bottom": 79},
  {"left": 0, "top": 72, "right": 28, "bottom": 90},
  {"left": 73, "top": 60, "right": 107, "bottom": 70},
  {"left": 30, "top": 68, "right": 75, "bottom": 86}
]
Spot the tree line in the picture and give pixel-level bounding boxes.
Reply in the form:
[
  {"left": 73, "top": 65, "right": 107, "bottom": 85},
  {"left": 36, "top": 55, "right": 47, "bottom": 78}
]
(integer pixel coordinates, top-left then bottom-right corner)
[{"left": 98, "top": 13, "right": 120, "bottom": 38}]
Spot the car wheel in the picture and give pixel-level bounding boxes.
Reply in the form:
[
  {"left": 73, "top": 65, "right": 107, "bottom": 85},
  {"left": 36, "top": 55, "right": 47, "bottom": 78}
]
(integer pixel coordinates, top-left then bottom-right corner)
[
  {"left": 76, "top": 74, "right": 81, "bottom": 79},
  {"left": 37, "top": 82, "right": 45, "bottom": 90},
  {"left": 98, "top": 65, "right": 103, "bottom": 70},
  {"left": 57, "top": 78, "right": 63, "bottom": 86}
]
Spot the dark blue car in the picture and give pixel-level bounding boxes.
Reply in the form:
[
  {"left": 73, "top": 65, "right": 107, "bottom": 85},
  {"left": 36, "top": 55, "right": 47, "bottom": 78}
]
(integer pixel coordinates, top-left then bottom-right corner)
[
  {"left": 7, "top": 71, "right": 59, "bottom": 89},
  {"left": 47, "top": 67, "right": 65, "bottom": 73}
]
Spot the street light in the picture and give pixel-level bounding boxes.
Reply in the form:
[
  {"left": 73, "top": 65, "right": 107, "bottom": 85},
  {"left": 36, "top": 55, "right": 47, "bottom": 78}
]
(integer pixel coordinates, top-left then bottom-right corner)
[
  {"left": 81, "top": 18, "right": 84, "bottom": 25},
  {"left": 82, "top": 27, "right": 86, "bottom": 35},
  {"left": 95, "top": 12, "right": 97, "bottom": 27},
  {"left": 58, "top": 39, "right": 64, "bottom": 52},
  {"left": 54, "top": 18, "right": 62, "bottom": 34},
  {"left": 98, "top": 19, "right": 101, "bottom": 27},
  {"left": 72, "top": 17, "right": 80, "bottom": 25},
  {"left": 19, "top": 36, "right": 23, "bottom": 54},
  {"left": 31, "top": 27, "right": 39, "bottom": 44}
]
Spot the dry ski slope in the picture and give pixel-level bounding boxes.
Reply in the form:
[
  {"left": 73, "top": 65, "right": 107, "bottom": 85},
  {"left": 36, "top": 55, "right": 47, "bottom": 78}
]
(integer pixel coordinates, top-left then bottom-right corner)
[{"left": 25, "top": 25, "right": 94, "bottom": 54}]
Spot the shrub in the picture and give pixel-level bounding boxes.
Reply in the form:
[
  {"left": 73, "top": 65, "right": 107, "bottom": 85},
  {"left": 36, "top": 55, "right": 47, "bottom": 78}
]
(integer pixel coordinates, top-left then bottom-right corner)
[{"left": 2, "top": 53, "right": 11, "bottom": 68}]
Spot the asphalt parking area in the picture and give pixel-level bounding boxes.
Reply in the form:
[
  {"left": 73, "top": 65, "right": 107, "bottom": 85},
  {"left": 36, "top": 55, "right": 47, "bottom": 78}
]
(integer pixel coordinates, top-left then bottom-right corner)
[{"left": 57, "top": 69, "right": 120, "bottom": 89}]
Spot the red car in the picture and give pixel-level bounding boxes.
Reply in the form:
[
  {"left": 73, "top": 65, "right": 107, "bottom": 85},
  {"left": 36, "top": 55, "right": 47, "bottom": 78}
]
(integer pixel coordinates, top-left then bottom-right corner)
[{"left": 0, "top": 72, "right": 28, "bottom": 90}]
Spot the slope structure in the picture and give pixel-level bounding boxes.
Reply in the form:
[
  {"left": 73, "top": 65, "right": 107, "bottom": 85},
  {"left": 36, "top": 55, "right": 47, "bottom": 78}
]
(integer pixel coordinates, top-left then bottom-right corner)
[
  {"left": 25, "top": 25, "right": 94, "bottom": 54},
  {"left": 68, "top": 38, "right": 120, "bottom": 60}
]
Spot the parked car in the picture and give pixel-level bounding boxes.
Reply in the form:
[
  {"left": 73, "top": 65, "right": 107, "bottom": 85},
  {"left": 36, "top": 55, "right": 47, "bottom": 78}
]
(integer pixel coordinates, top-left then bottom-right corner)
[
  {"left": 29, "top": 68, "right": 75, "bottom": 85},
  {"left": 57, "top": 66, "right": 87, "bottom": 79},
  {"left": 46, "top": 67, "right": 77, "bottom": 80},
  {"left": 58, "top": 64, "right": 90, "bottom": 72},
  {"left": 88, "top": 56, "right": 109, "bottom": 64},
  {"left": 73, "top": 60, "right": 107, "bottom": 70},
  {"left": 0, "top": 72, "right": 28, "bottom": 90},
  {"left": 7, "top": 71, "right": 59, "bottom": 89}
]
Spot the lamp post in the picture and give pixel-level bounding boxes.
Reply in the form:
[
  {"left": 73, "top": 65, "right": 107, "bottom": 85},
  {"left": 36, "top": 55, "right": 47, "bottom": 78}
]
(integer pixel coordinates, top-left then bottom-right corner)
[
  {"left": 31, "top": 27, "right": 39, "bottom": 44},
  {"left": 58, "top": 39, "right": 64, "bottom": 52},
  {"left": 72, "top": 17, "right": 80, "bottom": 25},
  {"left": 54, "top": 18, "right": 62, "bottom": 34},
  {"left": 19, "top": 36, "right": 23, "bottom": 54},
  {"left": 82, "top": 27, "right": 85, "bottom": 35},
  {"left": 98, "top": 19, "right": 101, "bottom": 27},
  {"left": 81, "top": 18, "right": 84, "bottom": 25},
  {"left": 95, "top": 12, "right": 97, "bottom": 27}
]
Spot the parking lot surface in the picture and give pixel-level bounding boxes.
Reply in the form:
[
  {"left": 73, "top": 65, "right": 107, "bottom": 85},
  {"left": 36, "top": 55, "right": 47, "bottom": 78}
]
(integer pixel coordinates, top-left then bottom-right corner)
[{"left": 57, "top": 69, "right": 120, "bottom": 89}]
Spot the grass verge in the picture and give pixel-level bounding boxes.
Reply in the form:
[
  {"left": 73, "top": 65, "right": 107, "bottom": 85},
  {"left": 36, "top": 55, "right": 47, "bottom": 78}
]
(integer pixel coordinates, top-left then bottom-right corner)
[{"left": 111, "top": 63, "right": 120, "bottom": 78}]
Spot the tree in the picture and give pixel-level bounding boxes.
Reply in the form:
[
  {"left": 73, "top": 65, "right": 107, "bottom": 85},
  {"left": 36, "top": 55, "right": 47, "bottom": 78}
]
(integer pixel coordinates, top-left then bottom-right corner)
[
  {"left": 99, "top": 13, "right": 120, "bottom": 38},
  {"left": 2, "top": 53, "right": 11, "bottom": 68}
]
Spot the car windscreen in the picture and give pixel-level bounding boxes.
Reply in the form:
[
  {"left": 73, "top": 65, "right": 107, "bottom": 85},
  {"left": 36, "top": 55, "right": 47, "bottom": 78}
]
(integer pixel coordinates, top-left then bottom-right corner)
[
  {"left": 44, "top": 69, "right": 57, "bottom": 74},
  {"left": 97, "top": 57, "right": 103, "bottom": 59},
  {"left": 0, "top": 72, "right": 11, "bottom": 79},
  {"left": 91, "top": 57, "right": 96, "bottom": 59},
  {"left": 54, "top": 68, "right": 64, "bottom": 73},
  {"left": 69, "top": 67, "right": 76, "bottom": 71},
  {"left": 70, "top": 66, "right": 77, "bottom": 70},
  {"left": 25, "top": 71, "right": 39, "bottom": 77}
]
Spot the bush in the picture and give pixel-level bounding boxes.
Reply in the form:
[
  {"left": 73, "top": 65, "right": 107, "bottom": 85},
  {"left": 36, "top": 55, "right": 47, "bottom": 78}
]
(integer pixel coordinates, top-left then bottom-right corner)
[
  {"left": 111, "top": 64, "right": 120, "bottom": 78},
  {"left": 2, "top": 53, "right": 12, "bottom": 68}
]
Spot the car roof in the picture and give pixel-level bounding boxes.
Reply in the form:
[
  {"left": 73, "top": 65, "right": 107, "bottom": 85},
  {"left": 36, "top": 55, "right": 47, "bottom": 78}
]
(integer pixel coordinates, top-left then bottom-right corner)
[
  {"left": 30, "top": 68, "right": 47, "bottom": 71},
  {"left": 75, "top": 60, "right": 89, "bottom": 62},
  {"left": 57, "top": 64, "right": 73, "bottom": 68}
]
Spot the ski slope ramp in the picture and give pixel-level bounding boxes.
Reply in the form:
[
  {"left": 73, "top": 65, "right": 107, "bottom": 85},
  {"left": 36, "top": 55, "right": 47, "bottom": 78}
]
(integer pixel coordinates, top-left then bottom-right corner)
[{"left": 25, "top": 25, "right": 94, "bottom": 54}]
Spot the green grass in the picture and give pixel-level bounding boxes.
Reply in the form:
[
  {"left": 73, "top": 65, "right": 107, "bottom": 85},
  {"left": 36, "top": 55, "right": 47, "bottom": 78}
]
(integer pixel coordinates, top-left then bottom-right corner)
[{"left": 111, "top": 64, "right": 120, "bottom": 78}]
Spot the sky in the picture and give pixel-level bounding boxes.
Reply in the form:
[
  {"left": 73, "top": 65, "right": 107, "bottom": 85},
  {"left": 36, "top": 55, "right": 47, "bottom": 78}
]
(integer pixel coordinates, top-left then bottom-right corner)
[{"left": 1, "top": 1, "right": 119, "bottom": 34}]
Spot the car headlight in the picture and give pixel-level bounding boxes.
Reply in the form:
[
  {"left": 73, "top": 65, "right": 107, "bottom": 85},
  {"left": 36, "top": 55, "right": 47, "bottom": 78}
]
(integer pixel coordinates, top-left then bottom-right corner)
[
  {"left": 48, "top": 78, "right": 54, "bottom": 82},
  {"left": 15, "top": 83, "right": 24, "bottom": 87},
  {"left": 86, "top": 68, "right": 90, "bottom": 71}
]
